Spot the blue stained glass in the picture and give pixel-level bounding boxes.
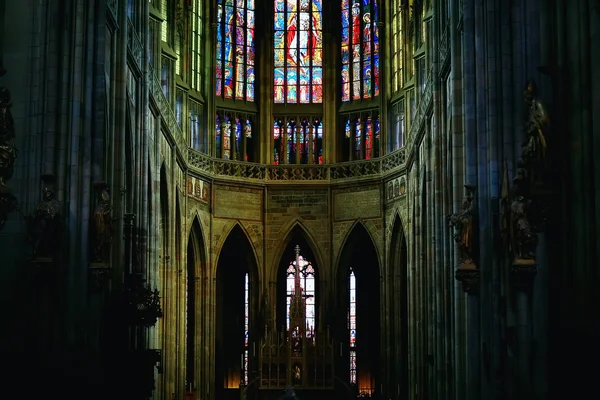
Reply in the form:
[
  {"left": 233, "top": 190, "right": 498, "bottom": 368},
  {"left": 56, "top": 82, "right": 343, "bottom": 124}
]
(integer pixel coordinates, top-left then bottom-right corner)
[
  {"left": 216, "top": 0, "right": 255, "bottom": 102},
  {"left": 275, "top": 0, "right": 285, "bottom": 11},
  {"left": 275, "top": 13, "right": 285, "bottom": 30}
]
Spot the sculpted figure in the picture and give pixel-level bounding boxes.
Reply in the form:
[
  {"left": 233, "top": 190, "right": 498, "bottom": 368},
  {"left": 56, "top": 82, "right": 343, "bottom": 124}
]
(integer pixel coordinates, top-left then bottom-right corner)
[
  {"left": 0, "top": 87, "right": 17, "bottom": 188},
  {"left": 29, "top": 176, "right": 62, "bottom": 258},
  {"left": 92, "top": 182, "right": 113, "bottom": 263},
  {"left": 447, "top": 185, "right": 476, "bottom": 265},
  {"left": 522, "top": 80, "right": 549, "bottom": 184},
  {"left": 511, "top": 195, "right": 538, "bottom": 260}
]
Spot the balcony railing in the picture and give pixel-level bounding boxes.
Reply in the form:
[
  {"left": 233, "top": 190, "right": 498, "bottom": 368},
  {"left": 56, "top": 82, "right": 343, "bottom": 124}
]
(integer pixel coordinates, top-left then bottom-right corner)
[{"left": 187, "top": 147, "right": 407, "bottom": 183}]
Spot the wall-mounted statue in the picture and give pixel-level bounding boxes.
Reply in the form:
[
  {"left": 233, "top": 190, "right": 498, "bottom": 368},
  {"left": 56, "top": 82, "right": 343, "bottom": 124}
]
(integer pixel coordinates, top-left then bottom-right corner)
[
  {"left": 92, "top": 181, "right": 114, "bottom": 263},
  {"left": 28, "top": 174, "right": 62, "bottom": 260},
  {"left": 0, "top": 87, "right": 17, "bottom": 188},
  {"left": 511, "top": 195, "right": 538, "bottom": 261},
  {"left": 447, "top": 185, "right": 476, "bottom": 267},
  {"left": 522, "top": 80, "right": 549, "bottom": 187}
]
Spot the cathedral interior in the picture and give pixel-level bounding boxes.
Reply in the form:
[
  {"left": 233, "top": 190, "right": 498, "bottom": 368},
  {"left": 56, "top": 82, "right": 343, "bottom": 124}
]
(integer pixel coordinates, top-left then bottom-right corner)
[{"left": 0, "top": 0, "right": 599, "bottom": 399}]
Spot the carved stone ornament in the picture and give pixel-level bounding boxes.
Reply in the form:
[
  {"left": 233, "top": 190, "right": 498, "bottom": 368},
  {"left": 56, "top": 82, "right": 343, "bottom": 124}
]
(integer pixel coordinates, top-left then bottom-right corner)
[
  {"left": 91, "top": 181, "right": 114, "bottom": 263},
  {"left": 124, "top": 276, "right": 163, "bottom": 327},
  {"left": 455, "top": 265, "right": 480, "bottom": 295},
  {"left": 27, "top": 174, "right": 62, "bottom": 261}
]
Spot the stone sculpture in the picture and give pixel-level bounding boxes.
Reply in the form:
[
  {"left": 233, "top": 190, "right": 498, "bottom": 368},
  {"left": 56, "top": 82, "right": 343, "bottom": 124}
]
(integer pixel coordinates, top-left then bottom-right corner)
[
  {"left": 92, "top": 181, "right": 114, "bottom": 263},
  {"left": 28, "top": 174, "right": 62, "bottom": 259},
  {"left": 447, "top": 185, "right": 476, "bottom": 267}
]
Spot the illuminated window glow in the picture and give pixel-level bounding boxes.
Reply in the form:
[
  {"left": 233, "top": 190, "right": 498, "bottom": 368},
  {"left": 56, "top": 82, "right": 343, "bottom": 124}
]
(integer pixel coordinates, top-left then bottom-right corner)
[
  {"left": 341, "top": 0, "right": 380, "bottom": 101},
  {"left": 244, "top": 273, "right": 249, "bottom": 385},
  {"left": 286, "top": 254, "right": 316, "bottom": 337},
  {"left": 216, "top": 0, "right": 256, "bottom": 101},
  {"left": 274, "top": 0, "right": 323, "bottom": 104},
  {"left": 274, "top": 117, "right": 323, "bottom": 164},
  {"left": 349, "top": 268, "right": 356, "bottom": 384}
]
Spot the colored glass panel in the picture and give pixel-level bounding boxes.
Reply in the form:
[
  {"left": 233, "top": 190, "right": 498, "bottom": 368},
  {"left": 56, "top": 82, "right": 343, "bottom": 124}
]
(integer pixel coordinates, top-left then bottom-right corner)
[
  {"left": 349, "top": 269, "right": 357, "bottom": 384},
  {"left": 216, "top": 0, "right": 255, "bottom": 101},
  {"left": 273, "top": 0, "right": 323, "bottom": 104},
  {"left": 286, "top": 254, "right": 316, "bottom": 336},
  {"left": 341, "top": 0, "right": 379, "bottom": 101}
]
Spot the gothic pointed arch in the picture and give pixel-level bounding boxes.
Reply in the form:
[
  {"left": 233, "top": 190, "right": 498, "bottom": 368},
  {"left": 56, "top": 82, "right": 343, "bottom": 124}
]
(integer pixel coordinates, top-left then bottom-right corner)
[
  {"left": 335, "top": 219, "right": 381, "bottom": 278},
  {"left": 270, "top": 219, "right": 324, "bottom": 283},
  {"left": 336, "top": 220, "right": 380, "bottom": 396},
  {"left": 389, "top": 212, "right": 409, "bottom": 398},
  {"left": 274, "top": 223, "right": 322, "bottom": 333},
  {"left": 215, "top": 223, "right": 260, "bottom": 397},
  {"left": 186, "top": 217, "right": 207, "bottom": 396}
]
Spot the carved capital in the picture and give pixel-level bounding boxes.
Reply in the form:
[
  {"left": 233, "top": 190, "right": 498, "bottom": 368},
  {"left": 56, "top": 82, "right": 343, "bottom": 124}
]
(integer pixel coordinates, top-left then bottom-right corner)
[
  {"left": 455, "top": 265, "right": 479, "bottom": 295},
  {"left": 510, "top": 258, "right": 537, "bottom": 292},
  {"left": 89, "top": 263, "right": 112, "bottom": 293}
]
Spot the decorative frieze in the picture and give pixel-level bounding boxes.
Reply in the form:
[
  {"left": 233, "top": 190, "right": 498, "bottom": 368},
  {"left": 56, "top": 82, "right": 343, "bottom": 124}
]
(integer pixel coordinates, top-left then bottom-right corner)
[{"left": 386, "top": 175, "right": 407, "bottom": 202}]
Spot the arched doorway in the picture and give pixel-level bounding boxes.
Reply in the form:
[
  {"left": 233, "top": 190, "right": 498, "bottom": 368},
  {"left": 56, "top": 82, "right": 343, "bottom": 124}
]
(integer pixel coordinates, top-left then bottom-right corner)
[
  {"left": 337, "top": 223, "right": 380, "bottom": 399},
  {"left": 186, "top": 218, "right": 206, "bottom": 398},
  {"left": 215, "top": 224, "right": 259, "bottom": 400},
  {"left": 389, "top": 214, "right": 408, "bottom": 399}
]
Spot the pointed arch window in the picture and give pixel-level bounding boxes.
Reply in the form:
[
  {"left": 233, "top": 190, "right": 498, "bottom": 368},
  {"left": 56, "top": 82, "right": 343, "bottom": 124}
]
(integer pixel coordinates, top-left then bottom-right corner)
[
  {"left": 216, "top": 0, "right": 256, "bottom": 101},
  {"left": 274, "top": 0, "right": 323, "bottom": 104},
  {"left": 286, "top": 254, "right": 316, "bottom": 338},
  {"left": 341, "top": 0, "right": 380, "bottom": 101},
  {"left": 349, "top": 268, "right": 357, "bottom": 384}
]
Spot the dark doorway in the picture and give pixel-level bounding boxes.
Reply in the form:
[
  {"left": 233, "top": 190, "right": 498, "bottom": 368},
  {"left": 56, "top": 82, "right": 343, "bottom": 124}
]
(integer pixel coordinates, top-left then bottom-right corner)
[
  {"left": 337, "top": 223, "right": 381, "bottom": 398},
  {"left": 390, "top": 215, "right": 408, "bottom": 399},
  {"left": 215, "top": 225, "right": 258, "bottom": 400}
]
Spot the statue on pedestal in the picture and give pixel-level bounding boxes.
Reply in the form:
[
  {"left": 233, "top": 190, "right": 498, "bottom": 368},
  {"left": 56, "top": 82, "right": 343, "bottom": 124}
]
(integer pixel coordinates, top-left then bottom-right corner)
[
  {"left": 522, "top": 80, "right": 549, "bottom": 187},
  {"left": 447, "top": 185, "right": 476, "bottom": 268},
  {"left": 91, "top": 182, "right": 114, "bottom": 263},
  {"left": 448, "top": 185, "right": 479, "bottom": 294},
  {"left": 28, "top": 174, "right": 62, "bottom": 260},
  {"left": 511, "top": 195, "right": 538, "bottom": 262}
]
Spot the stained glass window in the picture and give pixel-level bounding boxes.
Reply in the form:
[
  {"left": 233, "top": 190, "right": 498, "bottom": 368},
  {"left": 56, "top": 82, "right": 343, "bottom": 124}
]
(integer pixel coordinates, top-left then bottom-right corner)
[
  {"left": 341, "top": 0, "right": 379, "bottom": 101},
  {"left": 286, "top": 254, "right": 316, "bottom": 338},
  {"left": 216, "top": 0, "right": 256, "bottom": 101},
  {"left": 244, "top": 273, "right": 249, "bottom": 385},
  {"left": 392, "top": 0, "right": 403, "bottom": 92},
  {"left": 274, "top": 117, "right": 323, "bottom": 164},
  {"left": 191, "top": 0, "right": 203, "bottom": 91},
  {"left": 342, "top": 112, "right": 380, "bottom": 160},
  {"left": 349, "top": 268, "right": 356, "bottom": 384},
  {"left": 274, "top": 0, "right": 323, "bottom": 104},
  {"left": 216, "top": 111, "right": 255, "bottom": 161}
]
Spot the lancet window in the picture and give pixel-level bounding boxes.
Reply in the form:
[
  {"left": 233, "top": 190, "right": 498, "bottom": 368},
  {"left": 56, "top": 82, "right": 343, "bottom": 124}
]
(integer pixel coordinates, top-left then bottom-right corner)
[
  {"left": 216, "top": 0, "right": 256, "bottom": 101},
  {"left": 349, "top": 268, "right": 357, "bottom": 384},
  {"left": 273, "top": 117, "right": 323, "bottom": 165},
  {"left": 274, "top": 0, "right": 323, "bottom": 104},
  {"left": 342, "top": 111, "right": 380, "bottom": 161},
  {"left": 286, "top": 253, "right": 316, "bottom": 339},
  {"left": 244, "top": 273, "right": 249, "bottom": 385},
  {"left": 216, "top": 110, "right": 255, "bottom": 162},
  {"left": 341, "top": 0, "right": 380, "bottom": 101}
]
